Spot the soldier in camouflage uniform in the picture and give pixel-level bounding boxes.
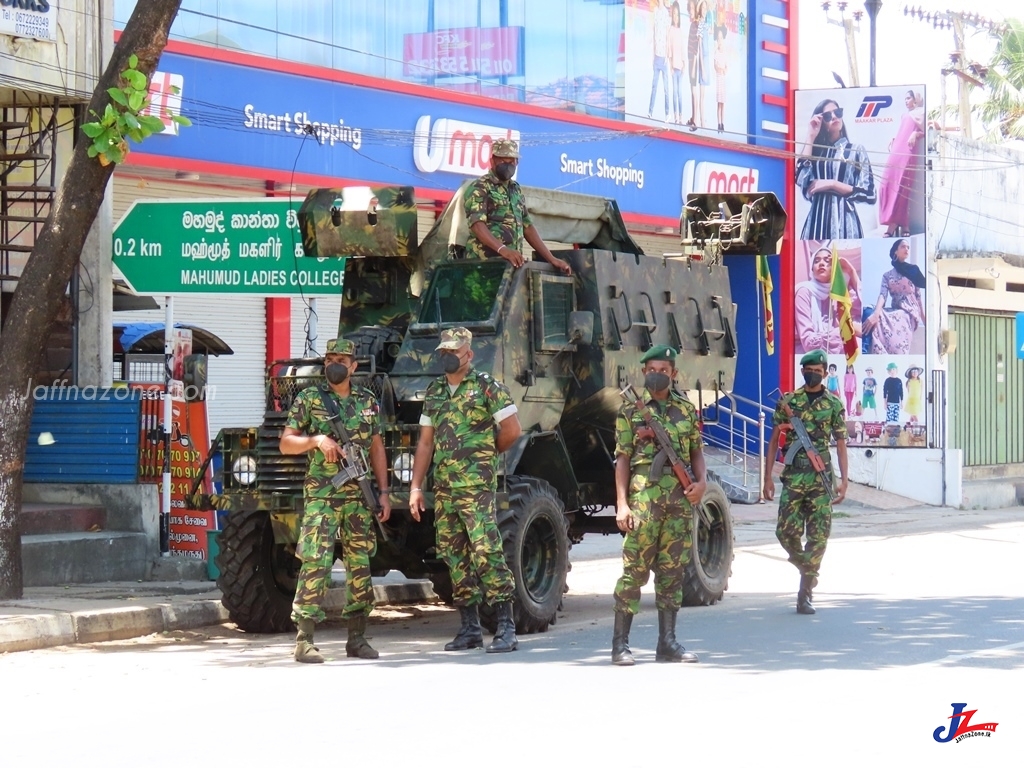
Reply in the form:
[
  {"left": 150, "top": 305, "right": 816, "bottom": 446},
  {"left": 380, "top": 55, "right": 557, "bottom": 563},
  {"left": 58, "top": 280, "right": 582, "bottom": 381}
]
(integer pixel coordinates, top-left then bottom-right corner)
[
  {"left": 611, "top": 345, "right": 707, "bottom": 666},
  {"left": 279, "top": 338, "right": 392, "bottom": 663},
  {"left": 463, "top": 137, "right": 572, "bottom": 275},
  {"left": 409, "top": 327, "right": 523, "bottom": 654},
  {"left": 762, "top": 349, "right": 849, "bottom": 615}
]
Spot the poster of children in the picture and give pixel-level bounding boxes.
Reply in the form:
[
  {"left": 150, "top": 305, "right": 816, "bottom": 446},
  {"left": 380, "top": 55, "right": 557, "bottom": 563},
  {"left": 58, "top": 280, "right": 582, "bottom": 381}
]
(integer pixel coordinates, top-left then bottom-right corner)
[
  {"left": 623, "top": 0, "right": 748, "bottom": 139},
  {"left": 792, "top": 237, "right": 928, "bottom": 448}
]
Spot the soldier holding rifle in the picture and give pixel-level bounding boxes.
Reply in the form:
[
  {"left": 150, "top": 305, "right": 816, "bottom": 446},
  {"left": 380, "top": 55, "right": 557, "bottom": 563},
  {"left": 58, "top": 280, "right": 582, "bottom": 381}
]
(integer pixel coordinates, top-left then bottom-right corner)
[
  {"left": 280, "top": 338, "right": 392, "bottom": 663},
  {"left": 611, "top": 345, "right": 707, "bottom": 666},
  {"left": 762, "top": 349, "right": 849, "bottom": 616}
]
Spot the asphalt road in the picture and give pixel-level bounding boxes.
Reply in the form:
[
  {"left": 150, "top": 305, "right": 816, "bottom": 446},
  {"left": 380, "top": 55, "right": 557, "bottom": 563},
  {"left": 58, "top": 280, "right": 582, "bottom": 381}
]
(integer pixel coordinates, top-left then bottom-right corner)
[{"left": 5, "top": 510, "right": 1023, "bottom": 767}]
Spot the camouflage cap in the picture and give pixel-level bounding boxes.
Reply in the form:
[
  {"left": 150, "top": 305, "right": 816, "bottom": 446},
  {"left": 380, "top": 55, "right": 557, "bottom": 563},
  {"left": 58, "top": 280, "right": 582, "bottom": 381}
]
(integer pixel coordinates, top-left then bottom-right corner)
[
  {"left": 436, "top": 327, "right": 472, "bottom": 350},
  {"left": 640, "top": 344, "right": 677, "bottom": 364},
  {"left": 800, "top": 349, "right": 827, "bottom": 367},
  {"left": 325, "top": 338, "right": 356, "bottom": 356},
  {"left": 491, "top": 138, "right": 520, "bottom": 159}
]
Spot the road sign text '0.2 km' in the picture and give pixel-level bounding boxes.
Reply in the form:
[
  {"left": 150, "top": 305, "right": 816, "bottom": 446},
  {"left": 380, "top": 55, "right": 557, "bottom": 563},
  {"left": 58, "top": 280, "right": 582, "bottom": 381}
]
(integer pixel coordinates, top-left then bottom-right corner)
[{"left": 112, "top": 199, "right": 345, "bottom": 296}]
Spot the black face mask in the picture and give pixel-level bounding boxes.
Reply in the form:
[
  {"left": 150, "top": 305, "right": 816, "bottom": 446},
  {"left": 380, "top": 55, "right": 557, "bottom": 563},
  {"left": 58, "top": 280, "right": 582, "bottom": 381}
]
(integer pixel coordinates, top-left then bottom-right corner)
[
  {"left": 325, "top": 362, "right": 349, "bottom": 384},
  {"left": 802, "top": 371, "right": 823, "bottom": 388},
  {"left": 494, "top": 162, "right": 516, "bottom": 181},
  {"left": 441, "top": 353, "right": 463, "bottom": 374},
  {"left": 644, "top": 372, "right": 671, "bottom": 393}
]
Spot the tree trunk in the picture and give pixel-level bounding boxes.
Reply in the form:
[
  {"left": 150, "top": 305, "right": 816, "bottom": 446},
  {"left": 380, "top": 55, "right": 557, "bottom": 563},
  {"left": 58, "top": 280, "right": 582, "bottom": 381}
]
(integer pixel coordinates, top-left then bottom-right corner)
[{"left": 0, "top": 0, "right": 183, "bottom": 599}]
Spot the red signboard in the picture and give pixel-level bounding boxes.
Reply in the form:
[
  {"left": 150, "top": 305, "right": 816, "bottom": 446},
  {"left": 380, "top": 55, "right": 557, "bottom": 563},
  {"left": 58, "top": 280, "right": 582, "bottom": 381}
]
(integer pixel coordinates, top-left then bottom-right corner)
[
  {"left": 135, "top": 384, "right": 216, "bottom": 559},
  {"left": 404, "top": 26, "right": 524, "bottom": 78}
]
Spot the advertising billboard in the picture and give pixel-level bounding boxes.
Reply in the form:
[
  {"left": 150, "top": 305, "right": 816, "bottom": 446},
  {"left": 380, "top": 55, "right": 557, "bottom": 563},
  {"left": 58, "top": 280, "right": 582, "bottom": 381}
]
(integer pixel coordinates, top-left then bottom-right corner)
[
  {"left": 623, "top": 0, "right": 748, "bottom": 140},
  {"left": 794, "top": 86, "right": 928, "bottom": 448}
]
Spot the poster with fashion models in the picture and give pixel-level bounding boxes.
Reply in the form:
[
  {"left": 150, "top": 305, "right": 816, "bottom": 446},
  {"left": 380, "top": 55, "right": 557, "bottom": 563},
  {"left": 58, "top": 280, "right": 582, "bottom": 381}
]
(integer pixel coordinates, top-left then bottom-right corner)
[
  {"left": 623, "top": 0, "right": 748, "bottom": 139},
  {"left": 794, "top": 86, "right": 926, "bottom": 239},
  {"left": 793, "top": 236, "right": 928, "bottom": 448}
]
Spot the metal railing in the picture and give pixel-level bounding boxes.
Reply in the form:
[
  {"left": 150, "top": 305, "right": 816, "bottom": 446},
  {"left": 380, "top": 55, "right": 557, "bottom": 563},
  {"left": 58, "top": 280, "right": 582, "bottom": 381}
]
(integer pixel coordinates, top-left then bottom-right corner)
[{"left": 701, "top": 392, "right": 774, "bottom": 501}]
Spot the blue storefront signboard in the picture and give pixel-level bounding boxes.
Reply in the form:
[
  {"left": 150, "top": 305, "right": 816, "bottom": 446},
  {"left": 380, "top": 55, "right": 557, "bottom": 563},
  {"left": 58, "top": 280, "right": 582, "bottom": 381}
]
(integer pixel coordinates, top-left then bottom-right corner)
[
  {"left": 1016, "top": 312, "right": 1024, "bottom": 360},
  {"left": 139, "top": 50, "right": 786, "bottom": 223}
]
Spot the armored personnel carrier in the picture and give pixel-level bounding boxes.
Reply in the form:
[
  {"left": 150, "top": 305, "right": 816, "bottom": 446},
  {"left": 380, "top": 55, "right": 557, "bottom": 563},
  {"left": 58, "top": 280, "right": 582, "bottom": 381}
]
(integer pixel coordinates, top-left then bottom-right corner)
[{"left": 200, "top": 182, "right": 743, "bottom": 634}]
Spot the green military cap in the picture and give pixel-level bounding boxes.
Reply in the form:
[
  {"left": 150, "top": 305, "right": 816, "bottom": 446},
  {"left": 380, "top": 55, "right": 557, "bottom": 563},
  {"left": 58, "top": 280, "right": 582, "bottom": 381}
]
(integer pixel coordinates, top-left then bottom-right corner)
[
  {"left": 436, "top": 327, "right": 473, "bottom": 350},
  {"left": 799, "top": 349, "right": 827, "bottom": 367},
  {"left": 491, "top": 138, "right": 520, "bottom": 158},
  {"left": 640, "top": 344, "right": 677, "bottom": 364},
  {"left": 325, "top": 338, "right": 356, "bottom": 355}
]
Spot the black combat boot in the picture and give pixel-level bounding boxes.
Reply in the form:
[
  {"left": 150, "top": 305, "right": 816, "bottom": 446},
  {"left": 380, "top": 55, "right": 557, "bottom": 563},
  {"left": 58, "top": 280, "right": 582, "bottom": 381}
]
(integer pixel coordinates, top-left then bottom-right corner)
[
  {"left": 655, "top": 609, "right": 698, "bottom": 663},
  {"left": 444, "top": 605, "right": 484, "bottom": 651},
  {"left": 611, "top": 611, "right": 635, "bottom": 666},
  {"left": 346, "top": 614, "right": 380, "bottom": 659},
  {"left": 797, "top": 573, "right": 817, "bottom": 615},
  {"left": 485, "top": 602, "right": 519, "bottom": 654},
  {"left": 294, "top": 618, "right": 324, "bottom": 664}
]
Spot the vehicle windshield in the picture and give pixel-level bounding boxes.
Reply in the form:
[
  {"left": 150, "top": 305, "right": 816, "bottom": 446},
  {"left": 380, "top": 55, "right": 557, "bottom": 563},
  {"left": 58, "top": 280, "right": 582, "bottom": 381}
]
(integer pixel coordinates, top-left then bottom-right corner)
[{"left": 418, "top": 261, "right": 507, "bottom": 324}]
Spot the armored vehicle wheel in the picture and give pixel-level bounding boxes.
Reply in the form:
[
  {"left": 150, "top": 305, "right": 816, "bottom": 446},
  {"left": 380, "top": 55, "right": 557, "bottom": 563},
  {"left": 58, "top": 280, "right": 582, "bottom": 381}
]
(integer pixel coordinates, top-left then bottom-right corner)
[
  {"left": 216, "top": 508, "right": 299, "bottom": 633},
  {"left": 681, "top": 481, "right": 733, "bottom": 606},
  {"left": 481, "top": 477, "right": 569, "bottom": 635}
]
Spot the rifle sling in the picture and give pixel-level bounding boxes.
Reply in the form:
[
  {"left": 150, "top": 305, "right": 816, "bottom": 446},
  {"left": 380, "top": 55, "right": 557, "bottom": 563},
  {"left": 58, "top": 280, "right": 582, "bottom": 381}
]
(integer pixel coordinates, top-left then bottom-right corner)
[{"left": 317, "top": 383, "right": 352, "bottom": 445}]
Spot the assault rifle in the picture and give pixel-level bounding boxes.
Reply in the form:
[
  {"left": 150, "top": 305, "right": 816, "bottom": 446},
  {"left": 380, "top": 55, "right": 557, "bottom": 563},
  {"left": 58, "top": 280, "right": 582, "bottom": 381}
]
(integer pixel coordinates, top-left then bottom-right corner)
[
  {"left": 316, "top": 384, "right": 390, "bottom": 542},
  {"left": 619, "top": 385, "right": 711, "bottom": 528},
  {"left": 778, "top": 399, "right": 837, "bottom": 502}
]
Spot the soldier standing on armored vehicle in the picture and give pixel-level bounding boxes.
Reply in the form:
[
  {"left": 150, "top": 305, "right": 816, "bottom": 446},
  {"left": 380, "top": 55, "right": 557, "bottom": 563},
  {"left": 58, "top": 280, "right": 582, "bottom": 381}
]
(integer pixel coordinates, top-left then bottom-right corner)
[
  {"left": 464, "top": 137, "right": 572, "bottom": 276},
  {"left": 279, "top": 339, "right": 392, "bottom": 663},
  {"left": 762, "top": 349, "right": 849, "bottom": 615},
  {"left": 409, "top": 327, "right": 524, "bottom": 654},
  {"left": 611, "top": 346, "right": 707, "bottom": 666}
]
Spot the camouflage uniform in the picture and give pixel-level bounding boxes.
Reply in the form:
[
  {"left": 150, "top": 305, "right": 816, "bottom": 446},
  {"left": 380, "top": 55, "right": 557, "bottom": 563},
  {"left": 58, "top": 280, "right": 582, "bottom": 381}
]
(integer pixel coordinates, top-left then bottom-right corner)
[
  {"left": 287, "top": 384, "right": 381, "bottom": 622},
  {"left": 773, "top": 387, "right": 848, "bottom": 580},
  {"left": 420, "top": 367, "right": 517, "bottom": 606},
  {"left": 463, "top": 171, "right": 532, "bottom": 260},
  {"left": 613, "top": 389, "right": 701, "bottom": 614}
]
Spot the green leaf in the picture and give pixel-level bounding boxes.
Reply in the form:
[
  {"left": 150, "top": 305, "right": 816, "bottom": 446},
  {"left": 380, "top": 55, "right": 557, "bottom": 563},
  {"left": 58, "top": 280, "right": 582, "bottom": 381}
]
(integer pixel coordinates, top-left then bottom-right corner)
[
  {"left": 125, "top": 69, "right": 147, "bottom": 91},
  {"left": 81, "top": 122, "right": 105, "bottom": 138},
  {"left": 124, "top": 112, "right": 141, "bottom": 130},
  {"left": 127, "top": 128, "right": 145, "bottom": 143},
  {"left": 87, "top": 144, "right": 100, "bottom": 158},
  {"left": 128, "top": 53, "right": 138, "bottom": 69},
  {"left": 106, "top": 143, "right": 125, "bottom": 164},
  {"left": 128, "top": 90, "right": 145, "bottom": 112},
  {"left": 139, "top": 115, "right": 166, "bottom": 133},
  {"left": 171, "top": 115, "right": 192, "bottom": 127},
  {"left": 107, "top": 87, "right": 129, "bottom": 107},
  {"left": 103, "top": 103, "right": 117, "bottom": 121}
]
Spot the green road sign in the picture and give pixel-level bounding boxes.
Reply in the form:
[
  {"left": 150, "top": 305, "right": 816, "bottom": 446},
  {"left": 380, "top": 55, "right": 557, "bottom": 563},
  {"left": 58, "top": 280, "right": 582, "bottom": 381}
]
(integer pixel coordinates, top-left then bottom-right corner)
[{"left": 112, "top": 199, "right": 345, "bottom": 296}]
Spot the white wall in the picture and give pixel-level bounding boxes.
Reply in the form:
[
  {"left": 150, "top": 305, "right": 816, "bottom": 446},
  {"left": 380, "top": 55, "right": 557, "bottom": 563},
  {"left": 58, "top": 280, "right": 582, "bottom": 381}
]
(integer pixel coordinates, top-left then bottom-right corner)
[{"left": 840, "top": 446, "right": 962, "bottom": 508}]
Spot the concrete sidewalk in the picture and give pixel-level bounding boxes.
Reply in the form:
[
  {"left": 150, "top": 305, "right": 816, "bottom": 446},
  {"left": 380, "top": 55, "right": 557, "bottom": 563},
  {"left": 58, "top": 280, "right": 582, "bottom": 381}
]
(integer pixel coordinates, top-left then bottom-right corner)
[{"left": 4, "top": 483, "right": 1022, "bottom": 655}]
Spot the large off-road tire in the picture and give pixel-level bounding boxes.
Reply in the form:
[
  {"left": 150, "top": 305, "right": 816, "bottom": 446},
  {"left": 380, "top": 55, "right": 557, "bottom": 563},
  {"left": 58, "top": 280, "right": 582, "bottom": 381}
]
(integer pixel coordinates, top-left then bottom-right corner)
[
  {"left": 428, "top": 572, "right": 455, "bottom": 606},
  {"left": 216, "top": 508, "right": 299, "bottom": 633},
  {"left": 681, "top": 480, "right": 734, "bottom": 606},
  {"left": 481, "top": 477, "right": 570, "bottom": 635}
]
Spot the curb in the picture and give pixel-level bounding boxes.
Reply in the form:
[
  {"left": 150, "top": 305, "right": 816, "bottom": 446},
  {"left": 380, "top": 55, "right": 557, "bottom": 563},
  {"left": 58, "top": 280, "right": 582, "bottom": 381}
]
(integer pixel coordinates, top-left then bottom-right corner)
[
  {"left": 0, "top": 582, "right": 437, "bottom": 654},
  {"left": 0, "top": 600, "right": 228, "bottom": 654}
]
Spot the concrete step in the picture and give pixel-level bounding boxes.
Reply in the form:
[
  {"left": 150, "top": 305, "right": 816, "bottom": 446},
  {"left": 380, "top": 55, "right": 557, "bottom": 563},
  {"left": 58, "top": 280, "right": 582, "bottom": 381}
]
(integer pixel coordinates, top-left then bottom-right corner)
[
  {"left": 961, "top": 479, "right": 1024, "bottom": 510},
  {"left": 704, "top": 445, "right": 763, "bottom": 504},
  {"left": 21, "top": 532, "right": 150, "bottom": 587},
  {"left": 20, "top": 503, "right": 107, "bottom": 536}
]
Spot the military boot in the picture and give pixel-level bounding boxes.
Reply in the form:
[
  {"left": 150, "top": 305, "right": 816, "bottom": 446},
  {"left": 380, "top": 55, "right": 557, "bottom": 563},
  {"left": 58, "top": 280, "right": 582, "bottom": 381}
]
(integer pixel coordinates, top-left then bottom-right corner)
[
  {"left": 444, "top": 605, "right": 484, "bottom": 651},
  {"left": 485, "top": 602, "right": 519, "bottom": 654},
  {"left": 294, "top": 618, "right": 324, "bottom": 664},
  {"left": 611, "top": 611, "right": 635, "bottom": 666},
  {"left": 346, "top": 614, "right": 380, "bottom": 659},
  {"left": 797, "top": 573, "right": 817, "bottom": 615},
  {"left": 655, "top": 609, "right": 698, "bottom": 663}
]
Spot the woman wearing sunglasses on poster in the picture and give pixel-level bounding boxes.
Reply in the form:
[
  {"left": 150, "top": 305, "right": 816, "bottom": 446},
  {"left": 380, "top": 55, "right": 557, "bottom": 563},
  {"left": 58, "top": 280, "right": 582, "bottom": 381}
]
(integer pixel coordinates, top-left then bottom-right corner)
[{"left": 796, "top": 99, "right": 876, "bottom": 240}]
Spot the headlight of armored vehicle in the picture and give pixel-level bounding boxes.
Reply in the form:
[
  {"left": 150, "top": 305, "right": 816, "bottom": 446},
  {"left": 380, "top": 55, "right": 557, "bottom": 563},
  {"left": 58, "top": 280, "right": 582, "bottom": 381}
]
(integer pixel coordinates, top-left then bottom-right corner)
[
  {"left": 393, "top": 452, "right": 414, "bottom": 484},
  {"left": 231, "top": 454, "right": 257, "bottom": 486}
]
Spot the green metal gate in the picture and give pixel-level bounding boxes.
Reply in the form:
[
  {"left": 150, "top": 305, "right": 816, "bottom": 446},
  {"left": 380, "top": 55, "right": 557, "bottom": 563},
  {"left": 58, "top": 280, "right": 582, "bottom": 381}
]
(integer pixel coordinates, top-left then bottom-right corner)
[{"left": 950, "top": 311, "right": 1024, "bottom": 466}]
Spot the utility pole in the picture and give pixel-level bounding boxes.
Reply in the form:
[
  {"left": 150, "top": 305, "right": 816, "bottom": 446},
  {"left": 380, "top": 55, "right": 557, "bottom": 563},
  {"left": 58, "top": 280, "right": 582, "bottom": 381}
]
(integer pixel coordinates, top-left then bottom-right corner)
[
  {"left": 864, "top": 0, "right": 882, "bottom": 86},
  {"left": 904, "top": 7, "right": 1004, "bottom": 140},
  {"left": 822, "top": 2, "right": 863, "bottom": 87}
]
